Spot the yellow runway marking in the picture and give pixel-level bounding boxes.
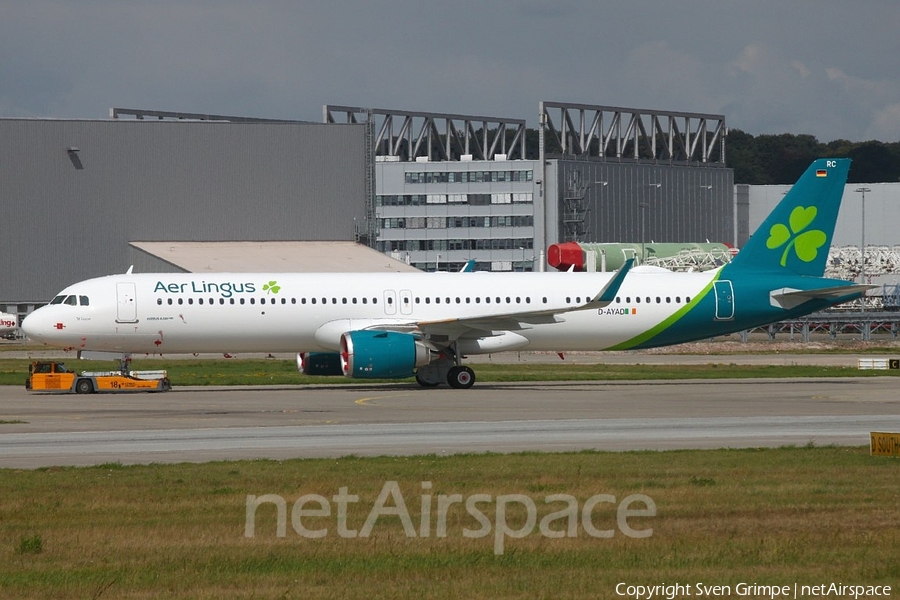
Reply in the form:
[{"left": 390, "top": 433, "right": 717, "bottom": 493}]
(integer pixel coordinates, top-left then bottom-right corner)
[{"left": 355, "top": 392, "right": 414, "bottom": 407}]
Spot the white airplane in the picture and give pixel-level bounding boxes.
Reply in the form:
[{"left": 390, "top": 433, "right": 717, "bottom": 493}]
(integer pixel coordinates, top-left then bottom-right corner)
[
  {"left": 0, "top": 311, "right": 17, "bottom": 336},
  {"left": 23, "top": 159, "right": 870, "bottom": 389}
]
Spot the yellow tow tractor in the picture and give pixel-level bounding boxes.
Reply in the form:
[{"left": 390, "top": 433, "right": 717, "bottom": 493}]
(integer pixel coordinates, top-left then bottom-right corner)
[{"left": 26, "top": 361, "right": 171, "bottom": 394}]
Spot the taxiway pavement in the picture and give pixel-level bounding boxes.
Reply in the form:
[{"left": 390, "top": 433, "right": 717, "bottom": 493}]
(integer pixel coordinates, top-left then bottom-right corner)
[{"left": 1, "top": 377, "right": 898, "bottom": 468}]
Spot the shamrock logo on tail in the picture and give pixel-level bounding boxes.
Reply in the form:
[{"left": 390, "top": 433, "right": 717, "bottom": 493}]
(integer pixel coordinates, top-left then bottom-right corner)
[
  {"left": 263, "top": 280, "right": 281, "bottom": 294},
  {"left": 765, "top": 206, "right": 827, "bottom": 267}
]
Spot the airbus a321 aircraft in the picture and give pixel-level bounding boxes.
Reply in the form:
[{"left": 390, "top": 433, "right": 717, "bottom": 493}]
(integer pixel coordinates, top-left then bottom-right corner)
[{"left": 23, "top": 159, "right": 870, "bottom": 389}]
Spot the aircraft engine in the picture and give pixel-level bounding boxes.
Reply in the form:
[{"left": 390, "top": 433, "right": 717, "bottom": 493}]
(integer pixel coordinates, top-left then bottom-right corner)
[
  {"left": 340, "top": 330, "right": 431, "bottom": 379},
  {"left": 296, "top": 352, "right": 344, "bottom": 376}
]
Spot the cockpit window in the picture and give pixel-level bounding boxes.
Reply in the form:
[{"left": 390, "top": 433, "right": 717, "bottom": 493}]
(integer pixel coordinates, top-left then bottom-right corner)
[
  {"left": 50, "top": 295, "right": 66, "bottom": 305},
  {"left": 79, "top": 296, "right": 90, "bottom": 306},
  {"left": 64, "top": 295, "right": 77, "bottom": 306}
]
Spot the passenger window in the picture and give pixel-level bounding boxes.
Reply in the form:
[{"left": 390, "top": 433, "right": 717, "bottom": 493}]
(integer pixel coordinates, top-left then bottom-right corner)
[
  {"left": 666, "top": 297, "right": 671, "bottom": 303},
  {"left": 636, "top": 297, "right": 641, "bottom": 303},
  {"left": 387, "top": 297, "right": 393, "bottom": 304},
  {"left": 198, "top": 298, "right": 204, "bottom": 305},
  {"left": 157, "top": 298, "right": 162, "bottom": 305},
  {"left": 188, "top": 298, "right": 194, "bottom": 305},
  {"left": 486, "top": 297, "right": 491, "bottom": 304},
  {"left": 686, "top": 296, "right": 691, "bottom": 303},
  {"left": 435, "top": 297, "right": 441, "bottom": 304},
  {"left": 676, "top": 296, "right": 681, "bottom": 303},
  {"left": 178, "top": 298, "right": 184, "bottom": 305},
  {"left": 362, "top": 298, "right": 367, "bottom": 304},
  {"left": 656, "top": 297, "right": 661, "bottom": 303},
  {"left": 168, "top": 299, "right": 173, "bottom": 305},
  {"left": 250, "top": 298, "right": 255, "bottom": 305}
]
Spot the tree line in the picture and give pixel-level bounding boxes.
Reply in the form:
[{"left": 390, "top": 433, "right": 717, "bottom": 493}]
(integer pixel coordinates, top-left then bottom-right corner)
[
  {"left": 522, "top": 128, "right": 900, "bottom": 184},
  {"left": 725, "top": 130, "right": 900, "bottom": 185}
]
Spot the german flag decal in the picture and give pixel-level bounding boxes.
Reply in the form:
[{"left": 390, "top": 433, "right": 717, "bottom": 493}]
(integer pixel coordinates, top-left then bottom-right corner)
[{"left": 816, "top": 169, "right": 827, "bottom": 177}]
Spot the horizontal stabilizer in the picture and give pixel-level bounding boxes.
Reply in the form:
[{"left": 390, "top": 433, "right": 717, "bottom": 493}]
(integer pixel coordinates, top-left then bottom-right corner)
[{"left": 769, "top": 284, "right": 876, "bottom": 310}]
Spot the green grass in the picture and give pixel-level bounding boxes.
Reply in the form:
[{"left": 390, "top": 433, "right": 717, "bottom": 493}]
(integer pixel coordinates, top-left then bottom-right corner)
[
  {"left": 1, "top": 447, "right": 898, "bottom": 599},
  {"left": 3, "top": 358, "right": 900, "bottom": 387}
]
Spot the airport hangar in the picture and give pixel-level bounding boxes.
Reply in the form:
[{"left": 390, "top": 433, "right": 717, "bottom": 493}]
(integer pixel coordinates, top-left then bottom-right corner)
[
  {"left": 5, "top": 101, "right": 900, "bottom": 325},
  {"left": 1, "top": 102, "right": 738, "bottom": 321}
]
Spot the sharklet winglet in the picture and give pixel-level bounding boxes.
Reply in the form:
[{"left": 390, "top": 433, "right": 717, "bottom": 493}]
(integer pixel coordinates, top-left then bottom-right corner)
[{"left": 592, "top": 258, "right": 634, "bottom": 307}]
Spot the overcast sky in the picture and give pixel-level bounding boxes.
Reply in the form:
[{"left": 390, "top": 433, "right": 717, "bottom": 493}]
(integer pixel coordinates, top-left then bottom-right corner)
[{"left": 2, "top": 1, "right": 899, "bottom": 142}]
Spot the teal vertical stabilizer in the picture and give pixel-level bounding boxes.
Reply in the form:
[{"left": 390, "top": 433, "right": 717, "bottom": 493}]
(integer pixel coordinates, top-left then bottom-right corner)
[{"left": 728, "top": 158, "right": 850, "bottom": 276}]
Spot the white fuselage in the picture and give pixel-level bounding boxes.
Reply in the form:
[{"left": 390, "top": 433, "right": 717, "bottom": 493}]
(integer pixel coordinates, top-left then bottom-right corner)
[{"left": 22, "top": 269, "right": 716, "bottom": 355}]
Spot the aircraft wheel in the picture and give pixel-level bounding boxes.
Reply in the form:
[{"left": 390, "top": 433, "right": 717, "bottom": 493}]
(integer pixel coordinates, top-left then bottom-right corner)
[
  {"left": 415, "top": 371, "right": 441, "bottom": 388},
  {"left": 75, "top": 379, "right": 94, "bottom": 394},
  {"left": 447, "top": 366, "right": 475, "bottom": 389}
]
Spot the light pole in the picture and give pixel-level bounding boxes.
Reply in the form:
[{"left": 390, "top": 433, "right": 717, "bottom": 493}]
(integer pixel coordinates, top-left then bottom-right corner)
[
  {"left": 854, "top": 187, "right": 871, "bottom": 285},
  {"left": 638, "top": 202, "right": 649, "bottom": 263},
  {"left": 642, "top": 183, "right": 661, "bottom": 263},
  {"left": 855, "top": 187, "right": 871, "bottom": 314}
]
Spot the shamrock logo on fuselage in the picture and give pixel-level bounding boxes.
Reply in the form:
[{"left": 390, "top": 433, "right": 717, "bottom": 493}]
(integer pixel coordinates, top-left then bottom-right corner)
[
  {"left": 262, "top": 280, "right": 281, "bottom": 294},
  {"left": 765, "top": 206, "right": 827, "bottom": 267}
]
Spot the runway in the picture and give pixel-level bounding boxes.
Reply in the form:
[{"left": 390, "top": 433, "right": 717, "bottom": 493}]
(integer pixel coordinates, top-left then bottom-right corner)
[{"left": 2, "top": 377, "right": 899, "bottom": 468}]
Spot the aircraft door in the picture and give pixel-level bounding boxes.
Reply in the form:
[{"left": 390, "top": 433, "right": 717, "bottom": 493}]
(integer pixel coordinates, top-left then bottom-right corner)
[
  {"left": 383, "top": 290, "right": 397, "bottom": 315},
  {"left": 399, "top": 289, "right": 413, "bottom": 315},
  {"left": 713, "top": 280, "right": 735, "bottom": 321},
  {"left": 116, "top": 282, "right": 138, "bottom": 323}
]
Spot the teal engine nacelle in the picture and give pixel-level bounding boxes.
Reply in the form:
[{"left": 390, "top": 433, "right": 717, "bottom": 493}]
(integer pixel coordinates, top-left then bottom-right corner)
[
  {"left": 296, "top": 352, "right": 344, "bottom": 376},
  {"left": 340, "top": 330, "right": 432, "bottom": 379}
]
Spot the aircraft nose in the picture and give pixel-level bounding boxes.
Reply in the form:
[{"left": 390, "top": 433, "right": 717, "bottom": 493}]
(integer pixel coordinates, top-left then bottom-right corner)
[{"left": 21, "top": 310, "right": 51, "bottom": 343}]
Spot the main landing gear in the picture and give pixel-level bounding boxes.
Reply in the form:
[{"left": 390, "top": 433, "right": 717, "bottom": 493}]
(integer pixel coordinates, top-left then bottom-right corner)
[{"left": 414, "top": 344, "right": 476, "bottom": 389}]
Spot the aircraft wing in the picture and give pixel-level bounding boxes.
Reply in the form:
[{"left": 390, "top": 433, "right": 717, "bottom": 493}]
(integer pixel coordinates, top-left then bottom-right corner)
[{"left": 411, "top": 259, "right": 634, "bottom": 341}]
